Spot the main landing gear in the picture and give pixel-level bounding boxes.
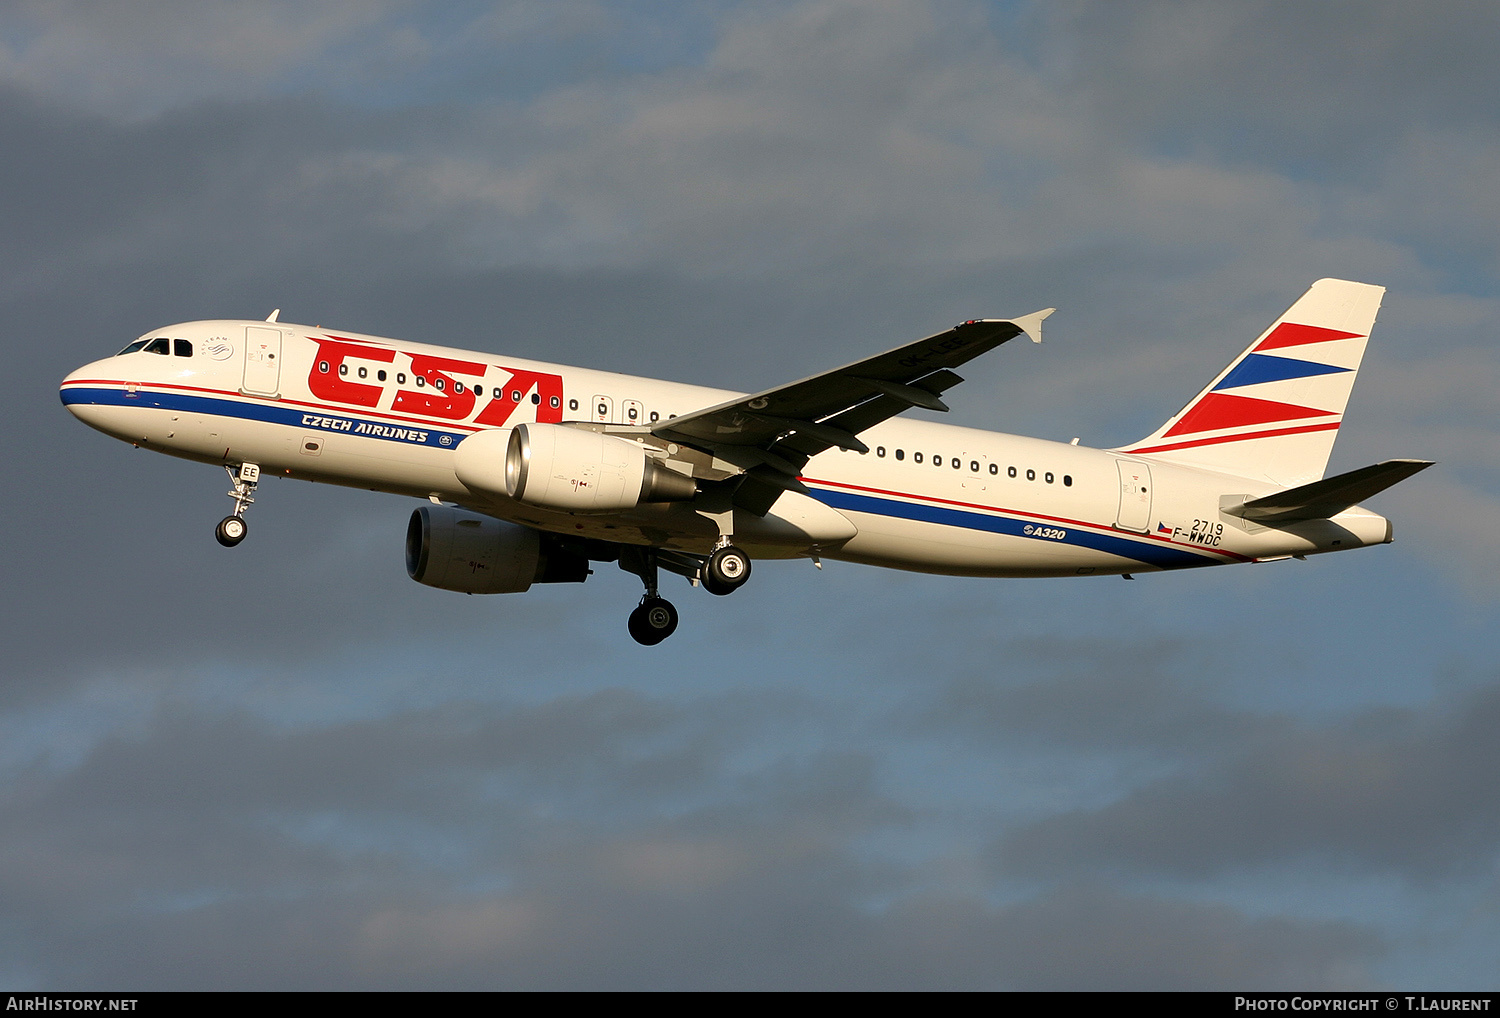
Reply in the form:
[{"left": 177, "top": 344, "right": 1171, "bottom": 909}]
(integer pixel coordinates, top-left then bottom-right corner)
[
  {"left": 628, "top": 596, "right": 679, "bottom": 646},
  {"left": 702, "top": 542, "right": 751, "bottom": 596},
  {"left": 620, "top": 546, "right": 679, "bottom": 646},
  {"left": 618, "top": 540, "right": 752, "bottom": 645},
  {"left": 215, "top": 462, "right": 260, "bottom": 548}
]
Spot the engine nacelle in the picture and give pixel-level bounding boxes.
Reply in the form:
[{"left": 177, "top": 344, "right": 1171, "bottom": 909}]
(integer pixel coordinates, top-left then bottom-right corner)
[
  {"left": 405, "top": 504, "right": 589, "bottom": 594},
  {"left": 501, "top": 422, "right": 697, "bottom": 513}
]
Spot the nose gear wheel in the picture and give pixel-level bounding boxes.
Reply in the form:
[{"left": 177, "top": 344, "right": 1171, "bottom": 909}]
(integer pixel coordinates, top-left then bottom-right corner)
[{"left": 215, "top": 515, "right": 247, "bottom": 547}]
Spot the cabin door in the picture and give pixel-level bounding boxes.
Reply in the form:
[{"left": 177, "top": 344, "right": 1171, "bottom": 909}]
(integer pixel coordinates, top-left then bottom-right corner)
[
  {"left": 242, "top": 327, "right": 282, "bottom": 397},
  {"left": 1115, "top": 460, "right": 1153, "bottom": 533}
]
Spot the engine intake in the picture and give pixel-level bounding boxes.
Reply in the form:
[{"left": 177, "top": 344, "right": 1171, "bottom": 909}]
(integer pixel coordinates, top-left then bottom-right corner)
[
  {"left": 405, "top": 504, "right": 589, "bottom": 594},
  {"left": 502, "top": 422, "right": 697, "bottom": 512}
]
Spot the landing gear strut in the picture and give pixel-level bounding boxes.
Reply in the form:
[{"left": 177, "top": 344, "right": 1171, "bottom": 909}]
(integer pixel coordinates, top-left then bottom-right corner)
[
  {"left": 620, "top": 546, "right": 679, "bottom": 646},
  {"left": 216, "top": 462, "right": 259, "bottom": 548}
]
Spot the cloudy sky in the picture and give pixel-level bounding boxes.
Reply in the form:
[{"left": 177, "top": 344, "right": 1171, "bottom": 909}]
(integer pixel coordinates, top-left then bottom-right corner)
[{"left": 5, "top": 0, "right": 1500, "bottom": 990}]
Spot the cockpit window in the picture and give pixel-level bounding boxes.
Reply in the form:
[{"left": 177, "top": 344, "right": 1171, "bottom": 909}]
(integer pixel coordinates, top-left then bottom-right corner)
[
  {"left": 144, "top": 338, "right": 170, "bottom": 355},
  {"left": 174, "top": 339, "right": 192, "bottom": 357},
  {"left": 117, "top": 340, "right": 150, "bottom": 356}
]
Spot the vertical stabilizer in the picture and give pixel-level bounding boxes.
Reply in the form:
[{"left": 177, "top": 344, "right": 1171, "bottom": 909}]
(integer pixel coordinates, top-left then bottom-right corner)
[{"left": 1117, "top": 279, "right": 1384, "bottom": 487}]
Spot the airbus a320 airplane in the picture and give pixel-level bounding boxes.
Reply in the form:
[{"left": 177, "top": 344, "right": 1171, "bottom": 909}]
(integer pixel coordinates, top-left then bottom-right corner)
[{"left": 61, "top": 279, "right": 1429, "bottom": 644}]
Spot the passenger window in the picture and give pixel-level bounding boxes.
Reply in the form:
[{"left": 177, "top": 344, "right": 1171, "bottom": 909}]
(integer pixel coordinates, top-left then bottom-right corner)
[
  {"left": 934, "top": 455, "right": 942, "bottom": 467},
  {"left": 627, "top": 406, "right": 638, "bottom": 421},
  {"left": 1026, "top": 469, "right": 1035, "bottom": 481},
  {"left": 1045, "top": 472, "right": 1054, "bottom": 484},
  {"left": 358, "top": 366, "right": 367, "bottom": 379},
  {"left": 895, "top": 449, "right": 905, "bottom": 461},
  {"left": 532, "top": 393, "right": 541, "bottom": 405},
  {"left": 397, "top": 373, "right": 406, "bottom": 384},
  {"left": 969, "top": 461, "right": 978, "bottom": 472},
  {"left": 1063, "top": 475, "right": 1073, "bottom": 487},
  {"left": 173, "top": 339, "right": 192, "bottom": 357},
  {"left": 649, "top": 410, "right": 658, "bottom": 422},
  {"left": 415, "top": 375, "right": 424, "bottom": 387},
  {"left": 453, "top": 381, "right": 463, "bottom": 393},
  {"left": 378, "top": 370, "right": 387, "bottom": 382},
  {"left": 1008, "top": 466, "right": 1017, "bottom": 477},
  {"left": 914, "top": 452, "right": 922, "bottom": 463},
  {"left": 512, "top": 390, "right": 522, "bottom": 402},
  {"left": 435, "top": 378, "right": 445, "bottom": 391},
  {"left": 989, "top": 464, "right": 998, "bottom": 475},
  {"left": 318, "top": 361, "right": 330, "bottom": 373},
  {"left": 951, "top": 458, "right": 960, "bottom": 469},
  {"left": 145, "top": 338, "right": 170, "bottom": 355},
  {"left": 876, "top": 446, "right": 886, "bottom": 457},
  {"left": 569, "top": 399, "right": 579, "bottom": 411}
]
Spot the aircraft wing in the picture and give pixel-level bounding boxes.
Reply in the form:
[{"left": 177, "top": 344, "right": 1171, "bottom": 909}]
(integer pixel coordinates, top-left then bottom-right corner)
[{"left": 652, "top": 309, "right": 1054, "bottom": 512}]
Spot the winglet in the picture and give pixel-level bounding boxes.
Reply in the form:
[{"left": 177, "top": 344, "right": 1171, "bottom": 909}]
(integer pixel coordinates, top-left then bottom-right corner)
[
  {"left": 265, "top": 309, "right": 281, "bottom": 323},
  {"left": 1010, "top": 307, "right": 1055, "bottom": 344}
]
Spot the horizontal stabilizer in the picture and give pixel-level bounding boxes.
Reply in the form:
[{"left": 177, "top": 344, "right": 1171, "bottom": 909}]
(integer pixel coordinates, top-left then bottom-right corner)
[{"left": 1224, "top": 459, "right": 1433, "bottom": 523}]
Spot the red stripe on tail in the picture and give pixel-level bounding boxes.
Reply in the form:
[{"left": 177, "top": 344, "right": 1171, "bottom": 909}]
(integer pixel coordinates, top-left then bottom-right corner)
[
  {"left": 1255, "top": 322, "right": 1363, "bottom": 351},
  {"left": 1163, "top": 392, "right": 1335, "bottom": 438}
]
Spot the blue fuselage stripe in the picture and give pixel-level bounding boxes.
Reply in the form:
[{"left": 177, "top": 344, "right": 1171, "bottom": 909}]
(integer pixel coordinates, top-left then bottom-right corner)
[
  {"left": 61, "top": 386, "right": 470, "bottom": 449},
  {"left": 808, "top": 487, "right": 1214, "bottom": 570}
]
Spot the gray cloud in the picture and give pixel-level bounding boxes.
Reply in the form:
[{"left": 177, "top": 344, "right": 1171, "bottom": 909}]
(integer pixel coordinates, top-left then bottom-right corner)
[
  {"left": 997, "top": 682, "right": 1500, "bottom": 880},
  {"left": 1043, "top": 1, "right": 1500, "bottom": 162},
  {"left": 0, "top": 681, "right": 1385, "bottom": 989},
  {"left": 914, "top": 637, "right": 1276, "bottom": 756}
]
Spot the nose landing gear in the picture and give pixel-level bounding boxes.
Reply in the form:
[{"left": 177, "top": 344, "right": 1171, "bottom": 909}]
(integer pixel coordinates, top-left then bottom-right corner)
[{"left": 215, "top": 462, "right": 259, "bottom": 548}]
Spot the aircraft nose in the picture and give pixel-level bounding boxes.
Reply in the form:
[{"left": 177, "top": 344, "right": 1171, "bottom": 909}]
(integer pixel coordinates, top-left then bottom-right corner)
[{"left": 60, "top": 359, "right": 109, "bottom": 422}]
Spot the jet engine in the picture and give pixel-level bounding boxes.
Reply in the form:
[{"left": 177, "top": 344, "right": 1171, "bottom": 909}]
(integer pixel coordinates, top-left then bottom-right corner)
[
  {"left": 500, "top": 422, "right": 697, "bottom": 512},
  {"left": 405, "top": 504, "right": 589, "bottom": 594}
]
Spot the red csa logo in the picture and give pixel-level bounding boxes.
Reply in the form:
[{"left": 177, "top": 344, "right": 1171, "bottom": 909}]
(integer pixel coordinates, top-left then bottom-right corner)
[{"left": 307, "top": 336, "right": 564, "bottom": 426}]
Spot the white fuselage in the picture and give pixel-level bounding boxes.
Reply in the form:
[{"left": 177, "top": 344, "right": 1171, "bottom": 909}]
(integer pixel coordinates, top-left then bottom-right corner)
[{"left": 60, "top": 320, "right": 1393, "bottom": 578}]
